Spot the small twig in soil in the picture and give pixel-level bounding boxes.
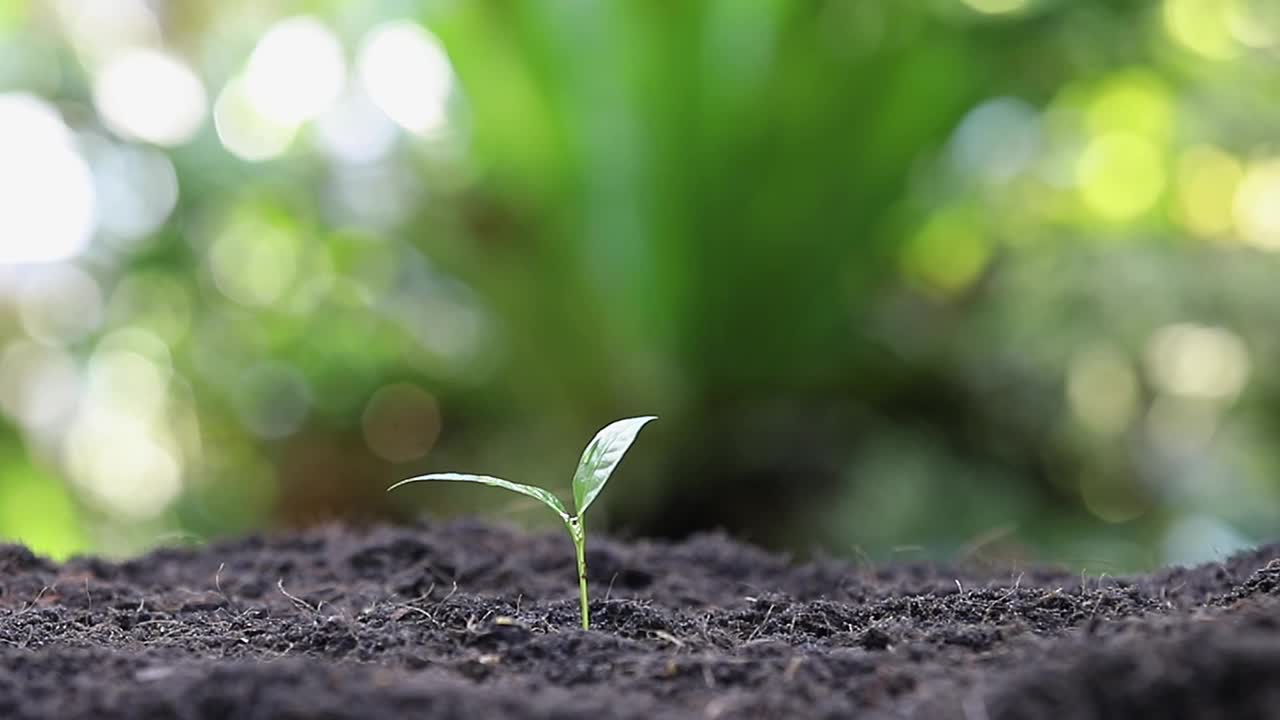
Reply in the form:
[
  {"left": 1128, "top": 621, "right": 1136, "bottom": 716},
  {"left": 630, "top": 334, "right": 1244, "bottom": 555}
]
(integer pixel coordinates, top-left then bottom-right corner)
[
  {"left": 747, "top": 604, "right": 775, "bottom": 642},
  {"left": 277, "top": 579, "right": 318, "bottom": 613},
  {"left": 20, "top": 586, "right": 50, "bottom": 614},
  {"left": 652, "top": 629, "right": 684, "bottom": 648},
  {"left": 84, "top": 578, "right": 92, "bottom": 609},
  {"left": 605, "top": 573, "right": 619, "bottom": 602},
  {"left": 215, "top": 562, "right": 227, "bottom": 599}
]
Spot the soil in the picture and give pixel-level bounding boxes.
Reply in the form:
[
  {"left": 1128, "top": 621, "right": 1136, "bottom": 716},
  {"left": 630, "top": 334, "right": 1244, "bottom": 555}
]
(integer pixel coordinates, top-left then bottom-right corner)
[{"left": 2, "top": 519, "right": 1280, "bottom": 719}]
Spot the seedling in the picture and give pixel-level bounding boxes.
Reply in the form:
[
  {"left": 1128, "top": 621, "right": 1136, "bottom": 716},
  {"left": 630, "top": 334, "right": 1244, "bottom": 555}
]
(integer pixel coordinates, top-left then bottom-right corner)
[{"left": 388, "top": 415, "right": 657, "bottom": 629}]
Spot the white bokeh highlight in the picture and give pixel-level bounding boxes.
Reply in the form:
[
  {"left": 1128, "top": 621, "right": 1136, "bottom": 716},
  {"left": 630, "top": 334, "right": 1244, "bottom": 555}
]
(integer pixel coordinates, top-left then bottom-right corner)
[
  {"left": 93, "top": 48, "right": 207, "bottom": 146},
  {"left": 358, "top": 22, "right": 454, "bottom": 136},
  {"left": 0, "top": 94, "right": 96, "bottom": 264}
]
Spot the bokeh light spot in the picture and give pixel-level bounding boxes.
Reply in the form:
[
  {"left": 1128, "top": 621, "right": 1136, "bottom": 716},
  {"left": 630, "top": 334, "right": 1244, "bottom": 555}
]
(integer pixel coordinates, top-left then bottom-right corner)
[
  {"left": 92, "top": 48, "right": 207, "bottom": 146},
  {"left": 18, "top": 263, "right": 104, "bottom": 346},
  {"left": 65, "top": 331, "right": 182, "bottom": 520},
  {"left": 86, "top": 139, "right": 179, "bottom": 247},
  {"left": 213, "top": 77, "right": 298, "bottom": 161},
  {"left": 1228, "top": 0, "right": 1279, "bottom": 48},
  {"left": 1174, "top": 145, "right": 1243, "bottom": 238},
  {"left": 0, "top": 341, "right": 80, "bottom": 431},
  {"left": 54, "top": 0, "right": 160, "bottom": 63},
  {"left": 358, "top": 21, "right": 454, "bottom": 136},
  {"left": 1076, "top": 133, "right": 1165, "bottom": 222},
  {"left": 361, "top": 383, "right": 441, "bottom": 463},
  {"left": 208, "top": 212, "right": 301, "bottom": 307},
  {"left": 1067, "top": 345, "right": 1138, "bottom": 435},
  {"left": 1163, "top": 0, "right": 1240, "bottom": 60},
  {"left": 245, "top": 17, "right": 346, "bottom": 127},
  {"left": 1233, "top": 159, "right": 1280, "bottom": 250},
  {"left": 1146, "top": 323, "right": 1249, "bottom": 400},
  {"left": 0, "top": 93, "right": 96, "bottom": 264},
  {"left": 963, "top": 0, "right": 1028, "bottom": 14},
  {"left": 1087, "top": 70, "right": 1173, "bottom": 141},
  {"left": 65, "top": 419, "right": 182, "bottom": 520},
  {"left": 949, "top": 97, "right": 1040, "bottom": 184},
  {"left": 900, "top": 208, "right": 990, "bottom": 294}
]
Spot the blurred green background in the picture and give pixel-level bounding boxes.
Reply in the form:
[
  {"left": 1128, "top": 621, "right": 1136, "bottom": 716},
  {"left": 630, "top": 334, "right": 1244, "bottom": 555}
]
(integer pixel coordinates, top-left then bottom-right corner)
[{"left": 1, "top": 0, "right": 1278, "bottom": 570}]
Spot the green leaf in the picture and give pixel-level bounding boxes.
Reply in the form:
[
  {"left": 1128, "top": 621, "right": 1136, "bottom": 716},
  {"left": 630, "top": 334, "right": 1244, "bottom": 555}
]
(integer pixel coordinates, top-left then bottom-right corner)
[
  {"left": 388, "top": 473, "right": 570, "bottom": 522},
  {"left": 572, "top": 416, "right": 657, "bottom": 517}
]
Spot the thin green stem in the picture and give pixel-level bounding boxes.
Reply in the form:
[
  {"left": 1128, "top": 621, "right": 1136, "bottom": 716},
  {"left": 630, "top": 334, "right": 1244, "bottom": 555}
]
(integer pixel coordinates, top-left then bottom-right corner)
[{"left": 570, "top": 517, "right": 589, "bottom": 629}]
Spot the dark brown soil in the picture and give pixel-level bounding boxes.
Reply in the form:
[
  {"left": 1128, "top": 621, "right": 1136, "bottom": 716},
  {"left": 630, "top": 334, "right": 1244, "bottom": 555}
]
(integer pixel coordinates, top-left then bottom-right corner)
[{"left": 2, "top": 519, "right": 1279, "bottom": 719}]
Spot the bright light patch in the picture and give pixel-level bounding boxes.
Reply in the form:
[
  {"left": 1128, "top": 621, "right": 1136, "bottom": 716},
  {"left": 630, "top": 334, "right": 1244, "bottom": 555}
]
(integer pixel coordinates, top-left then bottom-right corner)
[
  {"left": 213, "top": 77, "right": 297, "bottom": 161},
  {"left": 358, "top": 21, "right": 454, "bottom": 135},
  {"left": 1146, "top": 323, "right": 1250, "bottom": 400},
  {"left": 245, "top": 16, "right": 346, "bottom": 126},
  {"left": 949, "top": 97, "right": 1040, "bottom": 184},
  {"left": 55, "top": 0, "right": 160, "bottom": 63},
  {"left": 0, "top": 341, "right": 80, "bottom": 431},
  {"left": 0, "top": 93, "right": 96, "bottom": 264},
  {"left": 1067, "top": 345, "right": 1138, "bottom": 435},
  {"left": 85, "top": 345, "right": 170, "bottom": 419},
  {"left": 63, "top": 332, "right": 181, "bottom": 520},
  {"left": 1228, "top": 0, "right": 1278, "bottom": 48},
  {"left": 208, "top": 211, "right": 301, "bottom": 306},
  {"left": 1175, "top": 145, "right": 1243, "bottom": 238},
  {"left": 900, "top": 207, "right": 990, "bottom": 294},
  {"left": 963, "top": 0, "right": 1028, "bottom": 14},
  {"left": 1233, "top": 159, "right": 1280, "bottom": 250},
  {"left": 1087, "top": 70, "right": 1173, "bottom": 141},
  {"left": 1162, "top": 514, "right": 1252, "bottom": 565},
  {"left": 1076, "top": 133, "right": 1165, "bottom": 222},
  {"left": 64, "top": 413, "right": 182, "bottom": 520},
  {"left": 93, "top": 48, "right": 207, "bottom": 146},
  {"left": 1163, "top": 0, "right": 1240, "bottom": 60},
  {"left": 86, "top": 139, "right": 179, "bottom": 246},
  {"left": 18, "top": 263, "right": 104, "bottom": 346}
]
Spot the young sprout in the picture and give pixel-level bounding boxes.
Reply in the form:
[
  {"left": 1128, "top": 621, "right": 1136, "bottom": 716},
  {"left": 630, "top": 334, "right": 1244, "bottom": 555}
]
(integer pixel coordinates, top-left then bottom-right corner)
[{"left": 388, "top": 415, "right": 657, "bottom": 630}]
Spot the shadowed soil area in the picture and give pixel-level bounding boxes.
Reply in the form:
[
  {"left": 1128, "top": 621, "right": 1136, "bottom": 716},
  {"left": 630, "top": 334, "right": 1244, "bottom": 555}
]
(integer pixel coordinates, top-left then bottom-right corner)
[{"left": 1, "top": 519, "right": 1278, "bottom": 719}]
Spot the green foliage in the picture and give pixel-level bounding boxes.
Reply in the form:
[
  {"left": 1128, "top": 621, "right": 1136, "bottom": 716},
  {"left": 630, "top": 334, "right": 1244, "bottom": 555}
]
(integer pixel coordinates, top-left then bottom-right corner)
[
  {"left": 2, "top": 1, "right": 1278, "bottom": 569},
  {"left": 390, "top": 416, "right": 656, "bottom": 628}
]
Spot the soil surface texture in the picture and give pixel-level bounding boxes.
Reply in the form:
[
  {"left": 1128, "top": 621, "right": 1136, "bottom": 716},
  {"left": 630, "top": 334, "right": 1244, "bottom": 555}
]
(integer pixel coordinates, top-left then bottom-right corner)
[{"left": 2, "top": 519, "right": 1279, "bottom": 719}]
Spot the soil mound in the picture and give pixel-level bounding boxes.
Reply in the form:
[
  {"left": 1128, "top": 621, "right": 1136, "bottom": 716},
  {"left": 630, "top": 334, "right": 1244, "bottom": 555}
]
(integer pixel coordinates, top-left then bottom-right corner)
[{"left": 1, "top": 519, "right": 1277, "bottom": 719}]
